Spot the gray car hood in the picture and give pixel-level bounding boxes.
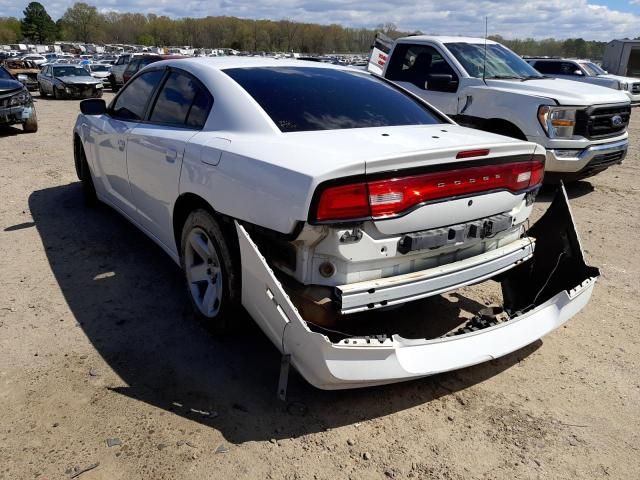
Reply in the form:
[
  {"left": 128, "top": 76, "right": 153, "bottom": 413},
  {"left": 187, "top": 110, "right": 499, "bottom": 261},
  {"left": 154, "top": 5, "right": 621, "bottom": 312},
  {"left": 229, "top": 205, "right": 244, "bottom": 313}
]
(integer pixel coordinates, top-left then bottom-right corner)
[
  {"left": 484, "top": 77, "right": 630, "bottom": 106},
  {"left": 57, "top": 75, "right": 101, "bottom": 85}
]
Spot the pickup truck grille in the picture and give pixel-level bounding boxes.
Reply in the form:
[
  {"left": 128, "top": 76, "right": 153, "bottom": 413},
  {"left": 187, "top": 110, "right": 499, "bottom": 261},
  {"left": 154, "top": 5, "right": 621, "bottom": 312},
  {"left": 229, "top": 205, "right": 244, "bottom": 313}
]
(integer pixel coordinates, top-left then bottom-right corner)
[
  {"left": 632, "top": 83, "right": 640, "bottom": 94},
  {"left": 575, "top": 104, "right": 630, "bottom": 139}
]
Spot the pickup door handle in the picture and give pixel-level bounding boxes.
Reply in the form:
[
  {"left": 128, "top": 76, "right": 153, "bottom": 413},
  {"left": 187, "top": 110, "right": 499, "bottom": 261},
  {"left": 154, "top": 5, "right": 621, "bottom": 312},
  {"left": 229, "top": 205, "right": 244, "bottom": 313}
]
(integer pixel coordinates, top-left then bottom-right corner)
[
  {"left": 166, "top": 148, "right": 178, "bottom": 163},
  {"left": 117, "top": 139, "right": 125, "bottom": 151}
]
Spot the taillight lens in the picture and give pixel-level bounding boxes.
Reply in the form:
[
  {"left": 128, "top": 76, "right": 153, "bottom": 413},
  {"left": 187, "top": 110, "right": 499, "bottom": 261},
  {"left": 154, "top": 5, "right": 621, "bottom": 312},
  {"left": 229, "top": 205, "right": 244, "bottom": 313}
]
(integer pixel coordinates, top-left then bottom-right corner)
[
  {"left": 315, "top": 183, "right": 370, "bottom": 222},
  {"left": 314, "top": 159, "right": 544, "bottom": 222}
]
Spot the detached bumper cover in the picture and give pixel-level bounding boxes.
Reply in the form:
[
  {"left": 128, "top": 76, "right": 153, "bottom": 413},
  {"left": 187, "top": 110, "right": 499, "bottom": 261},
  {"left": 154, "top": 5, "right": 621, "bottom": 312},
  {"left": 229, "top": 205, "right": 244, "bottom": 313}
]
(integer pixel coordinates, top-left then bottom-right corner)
[{"left": 237, "top": 186, "right": 599, "bottom": 390}]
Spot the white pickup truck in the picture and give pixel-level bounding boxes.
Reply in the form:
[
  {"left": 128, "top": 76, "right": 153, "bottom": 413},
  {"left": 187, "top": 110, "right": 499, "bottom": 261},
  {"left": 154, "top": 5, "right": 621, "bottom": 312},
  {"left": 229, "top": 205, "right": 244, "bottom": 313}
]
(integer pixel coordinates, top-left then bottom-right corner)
[{"left": 369, "top": 34, "right": 631, "bottom": 181}]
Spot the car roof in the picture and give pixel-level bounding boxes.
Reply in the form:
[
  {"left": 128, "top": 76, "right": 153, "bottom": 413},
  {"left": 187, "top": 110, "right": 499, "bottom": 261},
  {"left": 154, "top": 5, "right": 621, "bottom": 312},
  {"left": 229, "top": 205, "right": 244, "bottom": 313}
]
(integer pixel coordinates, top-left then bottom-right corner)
[
  {"left": 157, "top": 56, "right": 358, "bottom": 72},
  {"left": 396, "top": 35, "right": 499, "bottom": 45}
]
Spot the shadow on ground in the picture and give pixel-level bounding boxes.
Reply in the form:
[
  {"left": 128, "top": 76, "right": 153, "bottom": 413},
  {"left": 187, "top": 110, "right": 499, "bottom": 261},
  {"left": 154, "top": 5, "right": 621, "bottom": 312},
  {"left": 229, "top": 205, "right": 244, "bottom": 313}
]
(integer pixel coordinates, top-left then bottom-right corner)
[
  {"left": 25, "top": 183, "right": 541, "bottom": 444},
  {"left": 538, "top": 180, "right": 594, "bottom": 201}
]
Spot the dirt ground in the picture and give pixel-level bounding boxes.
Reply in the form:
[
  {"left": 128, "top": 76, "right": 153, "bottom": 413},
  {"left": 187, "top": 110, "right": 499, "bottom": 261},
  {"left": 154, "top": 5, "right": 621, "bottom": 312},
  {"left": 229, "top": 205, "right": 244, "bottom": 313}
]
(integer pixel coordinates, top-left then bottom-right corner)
[{"left": 1, "top": 92, "right": 639, "bottom": 480}]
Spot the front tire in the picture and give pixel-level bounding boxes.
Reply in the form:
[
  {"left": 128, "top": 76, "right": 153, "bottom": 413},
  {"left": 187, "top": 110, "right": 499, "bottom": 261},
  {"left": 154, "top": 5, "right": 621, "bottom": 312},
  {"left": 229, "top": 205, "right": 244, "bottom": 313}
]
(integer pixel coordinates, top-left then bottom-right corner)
[
  {"left": 76, "top": 143, "right": 97, "bottom": 205},
  {"left": 38, "top": 84, "right": 47, "bottom": 97},
  {"left": 180, "top": 209, "right": 241, "bottom": 334},
  {"left": 22, "top": 109, "right": 38, "bottom": 133}
]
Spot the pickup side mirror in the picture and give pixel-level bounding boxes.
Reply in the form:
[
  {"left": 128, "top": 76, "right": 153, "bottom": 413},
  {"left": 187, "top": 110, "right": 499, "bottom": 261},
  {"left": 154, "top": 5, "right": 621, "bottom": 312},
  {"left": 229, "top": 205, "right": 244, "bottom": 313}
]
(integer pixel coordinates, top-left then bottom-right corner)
[
  {"left": 424, "top": 73, "right": 458, "bottom": 92},
  {"left": 80, "top": 98, "right": 106, "bottom": 116}
]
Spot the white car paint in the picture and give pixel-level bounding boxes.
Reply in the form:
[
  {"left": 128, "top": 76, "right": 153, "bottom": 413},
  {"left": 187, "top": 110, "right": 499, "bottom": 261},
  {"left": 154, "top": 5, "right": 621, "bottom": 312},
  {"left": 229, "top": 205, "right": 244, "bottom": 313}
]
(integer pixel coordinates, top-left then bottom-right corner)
[
  {"left": 369, "top": 35, "right": 631, "bottom": 178},
  {"left": 526, "top": 58, "right": 640, "bottom": 105},
  {"left": 74, "top": 57, "right": 598, "bottom": 389}
]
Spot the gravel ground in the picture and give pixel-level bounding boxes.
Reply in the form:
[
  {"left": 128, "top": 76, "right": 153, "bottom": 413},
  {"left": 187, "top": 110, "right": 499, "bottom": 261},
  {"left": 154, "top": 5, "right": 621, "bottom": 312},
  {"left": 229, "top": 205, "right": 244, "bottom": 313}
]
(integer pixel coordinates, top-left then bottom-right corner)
[{"left": 0, "top": 92, "right": 639, "bottom": 480}]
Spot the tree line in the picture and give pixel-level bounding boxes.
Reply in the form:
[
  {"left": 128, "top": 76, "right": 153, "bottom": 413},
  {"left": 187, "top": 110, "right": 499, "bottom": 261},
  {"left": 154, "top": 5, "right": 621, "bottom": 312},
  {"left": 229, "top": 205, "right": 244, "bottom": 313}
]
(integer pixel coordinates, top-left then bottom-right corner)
[{"left": 0, "top": 2, "right": 621, "bottom": 58}]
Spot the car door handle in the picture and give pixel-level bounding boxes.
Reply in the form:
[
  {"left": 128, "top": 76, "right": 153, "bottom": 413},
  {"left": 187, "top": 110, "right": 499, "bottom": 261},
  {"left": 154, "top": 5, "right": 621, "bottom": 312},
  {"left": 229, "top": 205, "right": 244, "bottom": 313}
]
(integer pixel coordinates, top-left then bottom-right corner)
[{"left": 117, "top": 139, "right": 126, "bottom": 151}]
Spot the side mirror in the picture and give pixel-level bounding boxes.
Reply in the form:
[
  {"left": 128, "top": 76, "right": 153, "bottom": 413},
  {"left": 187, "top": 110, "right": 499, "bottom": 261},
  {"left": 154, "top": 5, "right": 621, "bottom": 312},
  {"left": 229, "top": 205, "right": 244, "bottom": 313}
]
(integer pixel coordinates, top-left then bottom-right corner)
[
  {"left": 425, "top": 74, "right": 457, "bottom": 92},
  {"left": 80, "top": 98, "right": 106, "bottom": 116},
  {"left": 574, "top": 70, "right": 584, "bottom": 76}
]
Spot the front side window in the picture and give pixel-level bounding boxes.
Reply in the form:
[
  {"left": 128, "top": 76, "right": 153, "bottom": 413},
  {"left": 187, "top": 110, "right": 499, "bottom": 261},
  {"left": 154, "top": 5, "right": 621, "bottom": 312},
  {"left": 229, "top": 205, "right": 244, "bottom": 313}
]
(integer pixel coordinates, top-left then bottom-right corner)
[
  {"left": 224, "top": 67, "right": 444, "bottom": 132},
  {"left": 149, "top": 71, "right": 212, "bottom": 128},
  {"left": 385, "top": 44, "right": 459, "bottom": 91},
  {"left": 446, "top": 43, "right": 543, "bottom": 79},
  {"left": 111, "top": 69, "right": 164, "bottom": 121}
]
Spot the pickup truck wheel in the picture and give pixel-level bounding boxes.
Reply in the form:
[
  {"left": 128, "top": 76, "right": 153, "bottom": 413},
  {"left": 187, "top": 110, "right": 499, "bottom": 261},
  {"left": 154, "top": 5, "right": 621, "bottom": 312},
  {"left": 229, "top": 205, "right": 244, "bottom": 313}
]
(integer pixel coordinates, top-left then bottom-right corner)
[
  {"left": 22, "top": 110, "right": 38, "bottom": 133},
  {"left": 181, "top": 210, "right": 241, "bottom": 334}
]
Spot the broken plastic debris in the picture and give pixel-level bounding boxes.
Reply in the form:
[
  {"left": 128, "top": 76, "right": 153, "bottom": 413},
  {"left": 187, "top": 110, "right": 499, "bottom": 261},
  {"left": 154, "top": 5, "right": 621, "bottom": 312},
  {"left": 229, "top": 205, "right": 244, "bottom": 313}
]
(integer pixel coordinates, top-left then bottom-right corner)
[{"left": 106, "top": 438, "right": 121, "bottom": 447}]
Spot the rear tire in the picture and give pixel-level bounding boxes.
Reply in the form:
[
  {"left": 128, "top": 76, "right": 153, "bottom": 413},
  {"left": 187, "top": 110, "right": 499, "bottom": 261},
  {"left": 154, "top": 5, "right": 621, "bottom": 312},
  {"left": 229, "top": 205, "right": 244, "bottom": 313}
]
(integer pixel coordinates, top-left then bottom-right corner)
[{"left": 180, "top": 209, "right": 241, "bottom": 334}]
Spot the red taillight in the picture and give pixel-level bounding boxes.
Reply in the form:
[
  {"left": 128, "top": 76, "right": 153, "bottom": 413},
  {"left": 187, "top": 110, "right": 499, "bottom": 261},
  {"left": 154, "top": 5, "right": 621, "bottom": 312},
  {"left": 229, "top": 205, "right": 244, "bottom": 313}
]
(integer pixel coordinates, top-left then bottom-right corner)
[
  {"left": 315, "top": 183, "right": 370, "bottom": 222},
  {"left": 314, "top": 159, "right": 544, "bottom": 222}
]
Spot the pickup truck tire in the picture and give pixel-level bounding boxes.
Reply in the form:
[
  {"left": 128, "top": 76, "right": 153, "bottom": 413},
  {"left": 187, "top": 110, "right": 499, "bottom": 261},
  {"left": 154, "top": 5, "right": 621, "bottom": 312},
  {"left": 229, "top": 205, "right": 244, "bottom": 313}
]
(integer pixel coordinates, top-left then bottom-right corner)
[
  {"left": 22, "top": 110, "right": 38, "bottom": 133},
  {"left": 180, "top": 209, "right": 241, "bottom": 334}
]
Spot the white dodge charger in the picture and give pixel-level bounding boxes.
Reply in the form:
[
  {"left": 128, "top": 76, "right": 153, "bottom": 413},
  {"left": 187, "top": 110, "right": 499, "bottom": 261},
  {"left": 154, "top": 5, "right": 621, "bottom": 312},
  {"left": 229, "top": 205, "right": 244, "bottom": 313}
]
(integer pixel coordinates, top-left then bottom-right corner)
[{"left": 73, "top": 57, "right": 599, "bottom": 389}]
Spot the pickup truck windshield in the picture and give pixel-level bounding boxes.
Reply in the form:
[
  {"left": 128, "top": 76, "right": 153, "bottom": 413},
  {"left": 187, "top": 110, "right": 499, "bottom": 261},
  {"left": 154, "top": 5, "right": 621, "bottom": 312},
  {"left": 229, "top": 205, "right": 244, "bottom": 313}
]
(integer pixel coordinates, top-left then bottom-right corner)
[
  {"left": 225, "top": 67, "right": 444, "bottom": 132},
  {"left": 446, "top": 43, "right": 543, "bottom": 80},
  {"left": 53, "top": 66, "right": 89, "bottom": 77},
  {"left": 581, "top": 62, "right": 607, "bottom": 76}
]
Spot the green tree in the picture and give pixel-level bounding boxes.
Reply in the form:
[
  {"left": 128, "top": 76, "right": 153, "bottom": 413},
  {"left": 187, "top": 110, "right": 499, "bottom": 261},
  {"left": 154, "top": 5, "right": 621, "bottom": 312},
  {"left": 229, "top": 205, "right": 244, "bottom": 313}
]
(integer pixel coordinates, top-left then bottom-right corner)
[
  {"left": 60, "top": 2, "right": 102, "bottom": 42},
  {"left": 20, "top": 2, "right": 56, "bottom": 43},
  {"left": 0, "top": 17, "right": 22, "bottom": 43}
]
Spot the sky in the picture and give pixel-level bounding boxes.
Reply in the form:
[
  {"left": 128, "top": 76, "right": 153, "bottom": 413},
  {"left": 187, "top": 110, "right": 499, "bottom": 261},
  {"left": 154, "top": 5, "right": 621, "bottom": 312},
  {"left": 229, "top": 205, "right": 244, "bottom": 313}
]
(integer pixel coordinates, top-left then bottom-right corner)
[{"left": 2, "top": 0, "right": 640, "bottom": 41}]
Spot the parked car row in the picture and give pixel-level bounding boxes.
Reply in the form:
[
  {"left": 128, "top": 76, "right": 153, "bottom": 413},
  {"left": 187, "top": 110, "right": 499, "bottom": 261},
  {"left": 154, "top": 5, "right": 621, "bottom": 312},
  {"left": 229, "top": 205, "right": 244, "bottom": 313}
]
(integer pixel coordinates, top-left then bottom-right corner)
[{"left": 72, "top": 54, "right": 600, "bottom": 390}]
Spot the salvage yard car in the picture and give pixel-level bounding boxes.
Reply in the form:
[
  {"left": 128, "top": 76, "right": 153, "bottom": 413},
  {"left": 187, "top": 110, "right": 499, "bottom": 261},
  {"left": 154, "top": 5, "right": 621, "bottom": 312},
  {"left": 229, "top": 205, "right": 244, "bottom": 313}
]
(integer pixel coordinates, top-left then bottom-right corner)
[
  {"left": 368, "top": 34, "right": 631, "bottom": 182},
  {"left": 87, "top": 63, "right": 112, "bottom": 88},
  {"left": 72, "top": 58, "right": 599, "bottom": 389},
  {"left": 0, "top": 65, "right": 37, "bottom": 132},
  {"left": 38, "top": 64, "right": 103, "bottom": 99},
  {"left": 1, "top": 58, "right": 40, "bottom": 91},
  {"left": 526, "top": 57, "right": 640, "bottom": 105}
]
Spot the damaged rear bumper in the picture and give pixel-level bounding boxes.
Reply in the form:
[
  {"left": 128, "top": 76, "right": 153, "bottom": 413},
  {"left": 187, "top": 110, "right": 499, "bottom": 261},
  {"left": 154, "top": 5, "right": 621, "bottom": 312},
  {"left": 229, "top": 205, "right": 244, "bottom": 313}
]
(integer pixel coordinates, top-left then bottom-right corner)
[{"left": 236, "top": 186, "right": 599, "bottom": 390}]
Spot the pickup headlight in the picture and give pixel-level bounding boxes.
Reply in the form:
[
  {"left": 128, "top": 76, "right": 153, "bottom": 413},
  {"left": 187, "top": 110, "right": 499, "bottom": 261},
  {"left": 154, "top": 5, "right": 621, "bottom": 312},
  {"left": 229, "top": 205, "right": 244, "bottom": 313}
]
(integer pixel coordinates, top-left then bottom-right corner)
[
  {"left": 9, "top": 90, "right": 30, "bottom": 106},
  {"left": 17, "top": 74, "right": 28, "bottom": 82},
  {"left": 618, "top": 82, "right": 629, "bottom": 91},
  {"left": 537, "top": 106, "right": 579, "bottom": 138}
]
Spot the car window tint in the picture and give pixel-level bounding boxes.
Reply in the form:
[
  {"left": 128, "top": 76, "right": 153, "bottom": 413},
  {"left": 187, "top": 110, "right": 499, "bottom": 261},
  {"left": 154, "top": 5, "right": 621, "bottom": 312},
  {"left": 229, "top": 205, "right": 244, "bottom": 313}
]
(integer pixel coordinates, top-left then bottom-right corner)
[
  {"left": 111, "top": 70, "right": 164, "bottom": 121},
  {"left": 534, "top": 61, "right": 562, "bottom": 74},
  {"left": 186, "top": 88, "right": 213, "bottom": 128},
  {"left": 150, "top": 71, "right": 211, "bottom": 128},
  {"left": 225, "top": 67, "right": 443, "bottom": 132}
]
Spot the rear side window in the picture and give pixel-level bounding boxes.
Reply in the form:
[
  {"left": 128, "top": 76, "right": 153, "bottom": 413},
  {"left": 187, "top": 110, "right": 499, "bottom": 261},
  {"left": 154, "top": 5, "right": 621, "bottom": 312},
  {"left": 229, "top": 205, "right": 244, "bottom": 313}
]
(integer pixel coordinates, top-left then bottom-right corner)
[
  {"left": 224, "top": 67, "right": 444, "bottom": 132},
  {"left": 149, "top": 71, "right": 212, "bottom": 128},
  {"left": 111, "top": 69, "right": 165, "bottom": 121}
]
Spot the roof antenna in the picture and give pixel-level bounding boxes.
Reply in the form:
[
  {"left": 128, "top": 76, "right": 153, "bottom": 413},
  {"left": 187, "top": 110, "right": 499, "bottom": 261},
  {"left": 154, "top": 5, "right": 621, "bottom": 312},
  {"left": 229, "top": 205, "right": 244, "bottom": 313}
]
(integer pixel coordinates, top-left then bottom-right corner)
[{"left": 482, "top": 15, "right": 488, "bottom": 85}]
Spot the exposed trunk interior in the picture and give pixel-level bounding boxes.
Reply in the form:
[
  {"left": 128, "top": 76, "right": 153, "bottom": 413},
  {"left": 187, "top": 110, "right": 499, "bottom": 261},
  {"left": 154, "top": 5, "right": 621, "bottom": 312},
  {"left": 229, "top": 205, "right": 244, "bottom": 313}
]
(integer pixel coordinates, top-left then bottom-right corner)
[{"left": 275, "top": 187, "right": 600, "bottom": 345}]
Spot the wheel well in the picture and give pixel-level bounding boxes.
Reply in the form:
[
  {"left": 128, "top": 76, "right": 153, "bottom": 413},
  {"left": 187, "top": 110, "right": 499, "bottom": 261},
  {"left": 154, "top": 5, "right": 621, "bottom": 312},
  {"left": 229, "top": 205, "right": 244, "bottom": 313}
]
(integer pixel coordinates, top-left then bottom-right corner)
[
  {"left": 73, "top": 133, "right": 83, "bottom": 180},
  {"left": 172, "top": 193, "right": 219, "bottom": 253},
  {"left": 483, "top": 119, "right": 527, "bottom": 141}
]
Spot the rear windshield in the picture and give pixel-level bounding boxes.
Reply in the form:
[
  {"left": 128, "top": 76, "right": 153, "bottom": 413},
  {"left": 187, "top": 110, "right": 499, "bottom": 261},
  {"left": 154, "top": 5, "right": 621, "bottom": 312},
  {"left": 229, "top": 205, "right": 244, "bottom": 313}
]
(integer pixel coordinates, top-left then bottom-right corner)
[{"left": 224, "top": 67, "right": 444, "bottom": 132}]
